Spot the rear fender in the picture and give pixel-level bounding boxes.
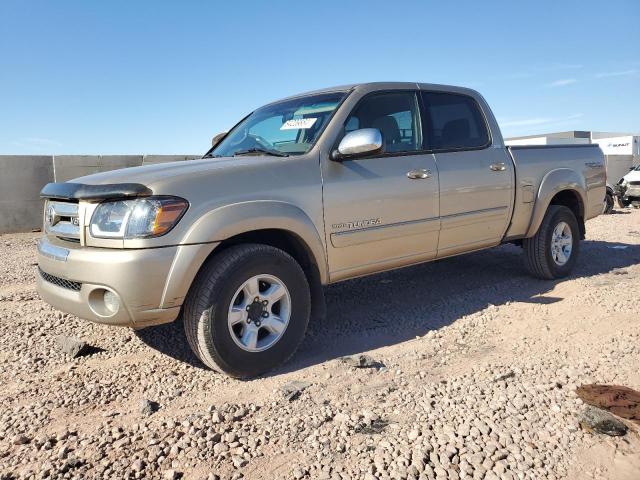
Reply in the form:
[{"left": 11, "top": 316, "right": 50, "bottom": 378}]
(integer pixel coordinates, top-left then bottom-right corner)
[{"left": 526, "top": 169, "right": 587, "bottom": 238}]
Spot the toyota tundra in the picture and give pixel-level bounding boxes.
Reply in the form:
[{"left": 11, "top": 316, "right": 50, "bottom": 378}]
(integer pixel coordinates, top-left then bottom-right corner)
[{"left": 38, "top": 82, "right": 606, "bottom": 377}]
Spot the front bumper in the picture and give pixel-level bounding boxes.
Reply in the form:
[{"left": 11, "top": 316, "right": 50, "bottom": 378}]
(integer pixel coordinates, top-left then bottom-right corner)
[
  {"left": 36, "top": 237, "right": 181, "bottom": 328},
  {"left": 625, "top": 185, "right": 640, "bottom": 198},
  {"left": 616, "top": 182, "right": 640, "bottom": 199}
]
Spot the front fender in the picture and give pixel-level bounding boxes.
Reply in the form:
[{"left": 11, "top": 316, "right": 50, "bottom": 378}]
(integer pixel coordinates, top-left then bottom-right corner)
[
  {"left": 181, "top": 200, "right": 328, "bottom": 283},
  {"left": 526, "top": 168, "right": 587, "bottom": 238}
]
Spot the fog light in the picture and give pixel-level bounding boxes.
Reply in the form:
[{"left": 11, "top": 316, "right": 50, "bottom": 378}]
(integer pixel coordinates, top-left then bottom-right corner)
[{"left": 103, "top": 290, "right": 120, "bottom": 314}]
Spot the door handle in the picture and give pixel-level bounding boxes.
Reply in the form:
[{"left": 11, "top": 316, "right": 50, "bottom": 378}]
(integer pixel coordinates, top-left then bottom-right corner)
[
  {"left": 489, "top": 162, "right": 506, "bottom": 172},
  {"left": 406, "top": 169, "right": 432, "bottom": 179}
]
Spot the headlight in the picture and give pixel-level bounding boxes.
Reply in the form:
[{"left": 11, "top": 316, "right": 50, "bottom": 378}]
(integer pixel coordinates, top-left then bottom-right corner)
[{"left": 90, "top": 196, "right": 188, "bottom": 239}]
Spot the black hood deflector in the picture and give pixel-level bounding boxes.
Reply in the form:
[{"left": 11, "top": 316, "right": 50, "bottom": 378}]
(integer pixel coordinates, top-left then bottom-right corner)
[{"left": 40, "top": 182, "right": 153, "bottom": 201}]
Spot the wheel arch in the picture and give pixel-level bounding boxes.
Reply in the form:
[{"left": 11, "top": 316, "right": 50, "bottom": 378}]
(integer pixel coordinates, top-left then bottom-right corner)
[
  {"left": 526, "top": 169, "right": 587, "bottom": 239},
  {"left": 180, "top": 201, "right": 328, "bottom": 283},
  {"left": 172, "top": 201, "right": 328, "bottom": 323},
  {"left": 214, "top": 228, "right": 323, "bottom": 287}
]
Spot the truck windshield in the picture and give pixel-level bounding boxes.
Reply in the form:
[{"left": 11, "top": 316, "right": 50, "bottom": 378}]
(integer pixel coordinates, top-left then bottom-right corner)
[{"left": 208, "top": 92, "right": 347, "bottom": 158}]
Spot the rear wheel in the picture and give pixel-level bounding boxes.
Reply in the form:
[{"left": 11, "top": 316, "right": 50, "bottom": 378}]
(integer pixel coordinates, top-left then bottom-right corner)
[
  {"left": 523, "top": 205, "right": 580, "bottom": 280},
  {"left": 183, "top": 244, "right": 310, "bottom": 378}
]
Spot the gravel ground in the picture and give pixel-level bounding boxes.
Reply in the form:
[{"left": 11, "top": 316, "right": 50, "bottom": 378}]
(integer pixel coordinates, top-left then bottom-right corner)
[{"left": 1, "top": 208, "right": 639, "bottom": 480}]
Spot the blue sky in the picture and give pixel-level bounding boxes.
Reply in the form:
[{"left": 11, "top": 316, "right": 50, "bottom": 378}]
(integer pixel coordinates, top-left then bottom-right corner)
[{"left": 1, "top": 0, "right": 638, "bottom": 154}]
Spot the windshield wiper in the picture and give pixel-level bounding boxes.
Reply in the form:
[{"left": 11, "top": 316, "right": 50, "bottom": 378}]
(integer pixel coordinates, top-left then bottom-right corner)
[{"left": 233, "top": 148, "right": 289, "bottom": 157}]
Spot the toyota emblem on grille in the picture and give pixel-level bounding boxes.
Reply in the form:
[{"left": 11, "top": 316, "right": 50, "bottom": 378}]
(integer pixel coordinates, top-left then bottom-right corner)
[{"left": 45, "top": 205, "right": 55, "bottom": 225}]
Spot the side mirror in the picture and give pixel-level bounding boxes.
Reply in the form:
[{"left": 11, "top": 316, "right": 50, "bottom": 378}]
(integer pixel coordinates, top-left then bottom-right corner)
[
  {"left": 331, "top": 128, "right": 383, "bottom": 161},
  {"left": 211, "top": 132, "right": 227, "bottom": 148}
]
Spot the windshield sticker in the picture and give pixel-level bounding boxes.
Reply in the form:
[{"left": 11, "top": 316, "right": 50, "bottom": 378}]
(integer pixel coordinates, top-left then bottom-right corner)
[{"left": 280, "top": 118, "right": 317, "bottom": 130}]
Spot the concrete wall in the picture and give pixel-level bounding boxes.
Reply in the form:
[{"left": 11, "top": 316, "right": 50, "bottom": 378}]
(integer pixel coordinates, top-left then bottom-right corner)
[
  {"left": 142, "top": 155, "right": 200, "bottom": 165},
  {"left": 53, "top": 155, "right": 101, "bottom": 183},
  {"left": 0, "top": 154, "right": 199, "bottom": 234},
  {"left": 0, "top": 156, "right": 55, "bottom": 234}
]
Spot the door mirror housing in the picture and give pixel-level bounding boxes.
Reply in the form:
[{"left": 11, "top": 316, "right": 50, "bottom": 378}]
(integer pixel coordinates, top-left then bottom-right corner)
[
  {"left": 211, "top": 132, "right": 227, "bottom": 148},
  {"left": 331, "top": 128, "right": 383, "bottom": 161}
]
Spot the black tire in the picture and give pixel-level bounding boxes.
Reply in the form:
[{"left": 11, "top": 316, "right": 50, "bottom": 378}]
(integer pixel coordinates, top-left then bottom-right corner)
[
  {"left": 618, "top": 197, "right": 631, "bottom": 208},
  {"left": 183, "top": 244, "right": 310, "bottom": 378},
  {"left": 523, "top": 205, "right": 580, "bottom": 280},
  {"left": 603, "top": 192, "right": 614, "bottom": 214}
]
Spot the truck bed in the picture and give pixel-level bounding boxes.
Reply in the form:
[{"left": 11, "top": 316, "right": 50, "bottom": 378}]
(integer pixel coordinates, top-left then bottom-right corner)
[{"left": 504, "top": 144, "right": 606, "bottom": 240}]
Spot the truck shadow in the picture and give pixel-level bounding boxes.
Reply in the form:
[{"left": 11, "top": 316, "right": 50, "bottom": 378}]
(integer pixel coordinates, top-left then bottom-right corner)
[{"left": 135, "top": 239, "right": 640, "bottom": 375}]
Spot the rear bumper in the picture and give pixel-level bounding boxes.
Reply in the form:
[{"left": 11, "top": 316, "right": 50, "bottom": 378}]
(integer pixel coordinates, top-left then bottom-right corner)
[{"left": 36, "top": 237, "right": 181, "bottom": 328}]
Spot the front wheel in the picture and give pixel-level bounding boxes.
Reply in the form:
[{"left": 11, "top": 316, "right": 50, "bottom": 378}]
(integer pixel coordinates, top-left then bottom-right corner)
[
  {"left": 603, "top": 192, "right": 614, "bottom": 214},
  {"left": 183, "top": 244, "right": 310, "bottom": 378},
  {"left": 523, "top": 205, "right": 580, "bottom": 280},
  {"left": 618, "top": 197, "right": 631, "bottom": 208}
]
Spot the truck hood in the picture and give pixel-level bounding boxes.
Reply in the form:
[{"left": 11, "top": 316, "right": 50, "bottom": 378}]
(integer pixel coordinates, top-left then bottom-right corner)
[
  {"left": 622, "top": 169, "right": 640, "bottom": 184},
  {"left": 42, "top": 152, "right": 318, "bottom": 223},
  {"left": 71, "top": 157, "right": 256, "bottom": 188}
]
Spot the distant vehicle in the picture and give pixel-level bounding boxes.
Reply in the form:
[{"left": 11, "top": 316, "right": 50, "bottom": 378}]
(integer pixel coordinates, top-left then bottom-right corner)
[
  {"left": 615, "top": 164, "right": 640, "bottom": 208},
  {"left": 37, "top": 82, "right": 606, "bottom": 378}
]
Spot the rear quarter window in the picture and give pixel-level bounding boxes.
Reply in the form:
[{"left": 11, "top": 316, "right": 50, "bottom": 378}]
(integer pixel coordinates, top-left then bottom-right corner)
[{"left": 421, "top": 92, "right": 490, "bottom": 150}]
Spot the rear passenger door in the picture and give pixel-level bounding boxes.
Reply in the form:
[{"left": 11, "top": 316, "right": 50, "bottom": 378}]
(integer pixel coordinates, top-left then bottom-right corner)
[{"left": 420, "top": 91, "right": 514, "bottom": 257}]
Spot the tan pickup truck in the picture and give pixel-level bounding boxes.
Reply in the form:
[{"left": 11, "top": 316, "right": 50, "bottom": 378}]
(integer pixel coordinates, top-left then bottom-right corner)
[{"left": 38, "top": 82, "right": 606, "bottom": 377}]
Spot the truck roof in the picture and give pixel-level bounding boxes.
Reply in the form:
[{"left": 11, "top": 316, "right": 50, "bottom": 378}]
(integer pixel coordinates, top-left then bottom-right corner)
[{"left": 272, "top": 81, "right": 481, "bottom": 104}]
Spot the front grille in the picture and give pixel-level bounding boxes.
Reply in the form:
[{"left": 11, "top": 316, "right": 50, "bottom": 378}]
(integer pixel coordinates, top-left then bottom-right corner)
[
  {"left": 38, "top": 267, "right": 82, "bottom": 291},
  {"left": 44, "top": 201, "right": 80, "bottom": 240},
  {"left": 629, "top": 181, "right": 640, "bottom": 186}
]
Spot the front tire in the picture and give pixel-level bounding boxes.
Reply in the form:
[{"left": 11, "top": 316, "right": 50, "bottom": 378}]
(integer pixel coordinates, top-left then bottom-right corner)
[
  {"left": 618, "top": 197, "right": 631, "bottom": 208},
  {"left": 603, "top": 192, "right": 614, "bottom": 214},
  {"left": 183, "top": 244, "right": 310, "bottom": 378},
  {"left": 523, "top": 205, "right": 580, "bottom": 280}
]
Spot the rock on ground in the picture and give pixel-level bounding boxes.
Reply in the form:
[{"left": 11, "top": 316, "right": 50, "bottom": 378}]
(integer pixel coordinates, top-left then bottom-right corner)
[
  {"left": 579, "top": 406, "right": 628, "bottom": 436},
  {"left": 55, "top": 335, "right": 89, "bottom": 358}
]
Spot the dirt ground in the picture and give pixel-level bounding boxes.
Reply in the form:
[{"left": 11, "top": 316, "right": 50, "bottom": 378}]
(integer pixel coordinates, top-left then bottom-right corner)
[{"left": 1, "top": 208, "right": 639, "bottom": 480}]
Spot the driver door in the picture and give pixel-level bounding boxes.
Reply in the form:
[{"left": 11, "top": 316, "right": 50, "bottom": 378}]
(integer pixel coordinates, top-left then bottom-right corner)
[{"left": 321, "top": 91, "right": 440, "bottom": 281}]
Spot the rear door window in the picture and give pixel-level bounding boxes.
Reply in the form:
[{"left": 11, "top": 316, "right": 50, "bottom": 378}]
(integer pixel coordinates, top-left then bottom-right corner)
[{"left": 421, "top": 92, "right": 490, "bottom": 150}]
